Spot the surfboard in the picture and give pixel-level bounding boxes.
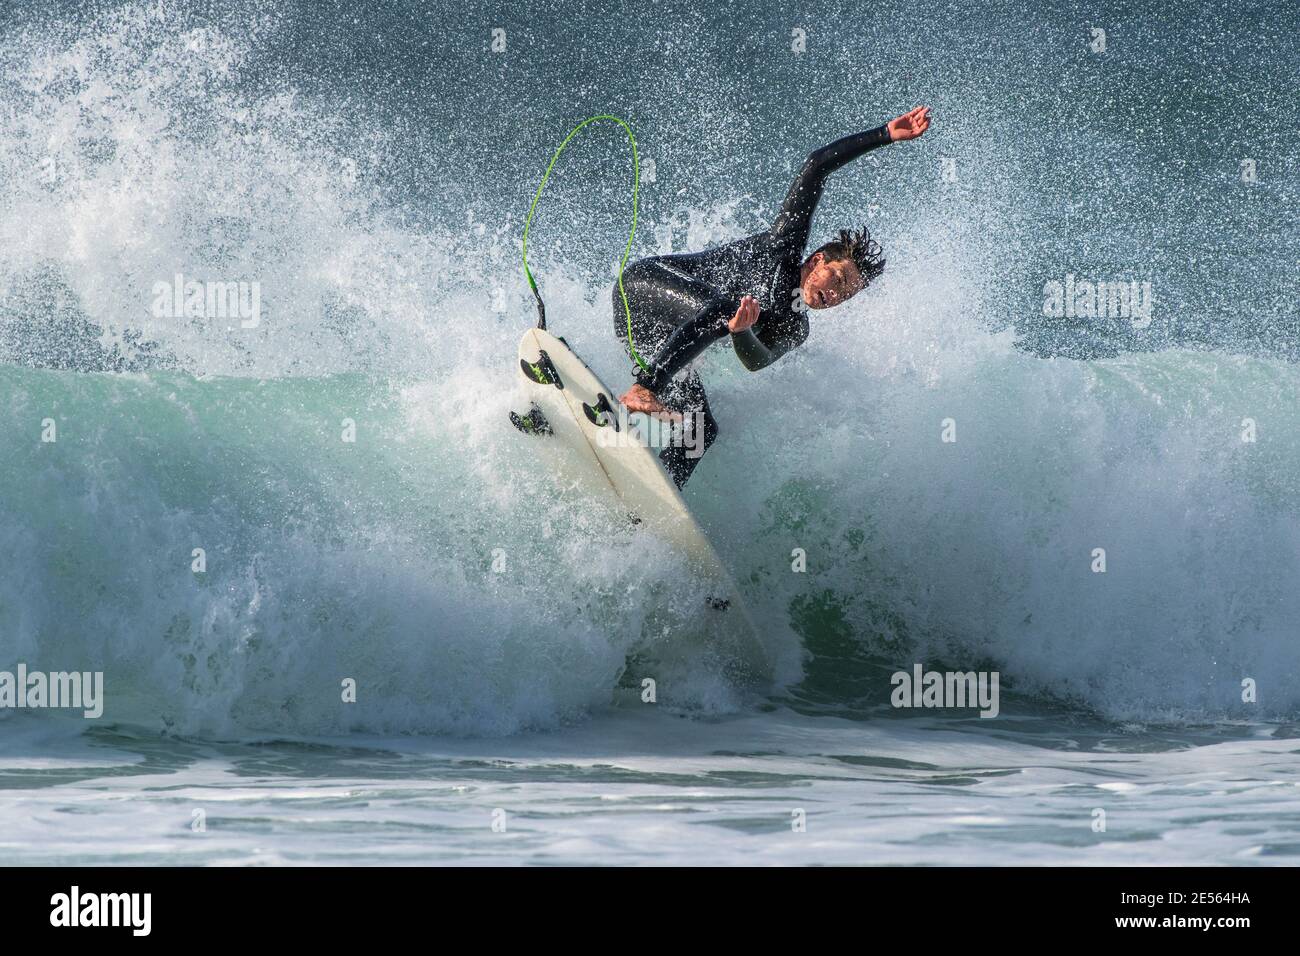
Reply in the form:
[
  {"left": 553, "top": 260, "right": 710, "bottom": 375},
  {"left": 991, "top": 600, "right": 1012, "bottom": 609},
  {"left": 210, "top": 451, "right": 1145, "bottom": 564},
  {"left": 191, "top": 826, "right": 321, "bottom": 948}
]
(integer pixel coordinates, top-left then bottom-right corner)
[{"left": 514, "top": 327, "right": 769, "bottom": 684}]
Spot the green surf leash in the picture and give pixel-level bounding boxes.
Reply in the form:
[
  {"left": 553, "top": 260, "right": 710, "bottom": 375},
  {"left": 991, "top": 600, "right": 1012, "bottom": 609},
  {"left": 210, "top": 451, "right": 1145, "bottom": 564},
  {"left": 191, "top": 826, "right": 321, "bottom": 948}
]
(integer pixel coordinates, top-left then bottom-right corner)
[{"left": 521, "top": 114, "right": 647, "bottom": 371}]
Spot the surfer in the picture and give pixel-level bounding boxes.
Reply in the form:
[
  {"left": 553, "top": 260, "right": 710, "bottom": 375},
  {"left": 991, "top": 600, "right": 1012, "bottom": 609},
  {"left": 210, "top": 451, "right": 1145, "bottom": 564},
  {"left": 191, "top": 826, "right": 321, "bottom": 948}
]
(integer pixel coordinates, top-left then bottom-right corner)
[{"left": 616, "top": 105, "right": 931, "bottom": 486}]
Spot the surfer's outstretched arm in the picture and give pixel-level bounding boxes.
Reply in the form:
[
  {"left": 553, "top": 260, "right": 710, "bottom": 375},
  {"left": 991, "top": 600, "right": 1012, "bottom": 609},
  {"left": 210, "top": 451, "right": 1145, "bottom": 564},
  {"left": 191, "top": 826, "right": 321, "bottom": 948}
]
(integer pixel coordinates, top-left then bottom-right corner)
[
  {"left": 769, "top": 126, "right": 891, "bottom": 243},
  {"left": 770, "top": 106, "right": 931, "bottom": 245}
]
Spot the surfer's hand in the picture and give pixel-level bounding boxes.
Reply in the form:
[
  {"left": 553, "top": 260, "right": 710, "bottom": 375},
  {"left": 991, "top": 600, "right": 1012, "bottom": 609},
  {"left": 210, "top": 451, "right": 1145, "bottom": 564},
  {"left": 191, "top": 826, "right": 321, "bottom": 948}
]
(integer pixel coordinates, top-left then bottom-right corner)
[
  {"left": 728, "top": 296, "right": 760, "bottom": 333},
  {"left": 620, "top": 384, "right": 682, "bottom": 422},
  {"left": 887, "top": 105, "right": 931, "bottom": 141}
]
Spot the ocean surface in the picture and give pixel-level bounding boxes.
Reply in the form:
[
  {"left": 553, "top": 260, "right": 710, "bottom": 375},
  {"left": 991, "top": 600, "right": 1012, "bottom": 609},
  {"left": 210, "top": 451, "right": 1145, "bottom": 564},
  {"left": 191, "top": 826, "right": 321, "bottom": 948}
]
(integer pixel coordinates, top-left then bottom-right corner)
[{"left": 1, "top": 0, "right": 1297, "bottom": 865}]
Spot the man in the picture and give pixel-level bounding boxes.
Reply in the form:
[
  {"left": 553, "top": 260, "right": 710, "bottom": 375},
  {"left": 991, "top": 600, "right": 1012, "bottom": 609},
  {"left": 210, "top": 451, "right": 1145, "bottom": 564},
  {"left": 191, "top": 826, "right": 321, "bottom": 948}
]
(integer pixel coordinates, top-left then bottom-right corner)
[{"left": 615, "top": 105, "right": 932, "bottom": 486}]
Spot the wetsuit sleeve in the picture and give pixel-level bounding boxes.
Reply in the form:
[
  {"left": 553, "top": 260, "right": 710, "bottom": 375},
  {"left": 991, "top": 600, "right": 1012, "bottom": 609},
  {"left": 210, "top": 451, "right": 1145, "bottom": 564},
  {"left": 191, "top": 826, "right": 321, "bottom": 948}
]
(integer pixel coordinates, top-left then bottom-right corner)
[
  {"left": 731, "top": 315, "right": 808, "bottom": 371},
  {"left": 769, "top": 125, "right": 892, "bottom": 244},
  {"left": 634, "top": 298, "right": 733, "bottom": 393},
  {"left": 730, "top": 328, "right": 775, "bottom": 371}
]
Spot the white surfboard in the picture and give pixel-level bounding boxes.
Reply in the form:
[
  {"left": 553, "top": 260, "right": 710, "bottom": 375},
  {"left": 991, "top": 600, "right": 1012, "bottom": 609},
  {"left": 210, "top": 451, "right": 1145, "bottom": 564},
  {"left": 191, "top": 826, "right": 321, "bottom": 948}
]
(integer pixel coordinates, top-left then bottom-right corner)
[{"left": 515, "top": 327, "right": 769, "bottom": 684}]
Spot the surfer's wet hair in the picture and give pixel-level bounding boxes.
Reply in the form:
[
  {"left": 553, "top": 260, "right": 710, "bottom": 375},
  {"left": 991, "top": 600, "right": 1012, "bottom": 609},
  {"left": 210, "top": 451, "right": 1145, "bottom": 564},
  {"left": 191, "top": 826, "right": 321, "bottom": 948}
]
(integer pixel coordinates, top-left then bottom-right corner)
[{"left": 810, "top": 227, "right": 885, "bottom": 286}]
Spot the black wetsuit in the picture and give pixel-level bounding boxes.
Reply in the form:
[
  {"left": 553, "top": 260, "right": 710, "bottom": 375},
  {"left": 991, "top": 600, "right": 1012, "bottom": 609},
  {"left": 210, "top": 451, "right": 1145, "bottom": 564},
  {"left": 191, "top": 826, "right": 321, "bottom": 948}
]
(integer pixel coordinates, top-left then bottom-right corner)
[{"left": 614, "top": 124, "right": 893, "bottom": 486}]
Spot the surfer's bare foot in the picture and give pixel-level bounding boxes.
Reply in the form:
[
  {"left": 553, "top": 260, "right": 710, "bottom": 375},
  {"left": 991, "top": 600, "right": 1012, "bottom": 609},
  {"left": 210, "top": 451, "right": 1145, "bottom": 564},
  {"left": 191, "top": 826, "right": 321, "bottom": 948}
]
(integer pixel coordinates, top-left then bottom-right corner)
[{"left": 620, "top": 384, "right": 682, "bottom": 422}]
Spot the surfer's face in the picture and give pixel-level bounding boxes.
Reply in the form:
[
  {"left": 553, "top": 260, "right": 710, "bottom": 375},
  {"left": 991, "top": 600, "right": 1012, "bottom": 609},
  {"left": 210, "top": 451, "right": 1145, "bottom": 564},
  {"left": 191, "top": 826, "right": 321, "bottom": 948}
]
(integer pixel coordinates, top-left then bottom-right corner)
[{"left": 800, "top": 253, "right": 864, "bottom": 310}]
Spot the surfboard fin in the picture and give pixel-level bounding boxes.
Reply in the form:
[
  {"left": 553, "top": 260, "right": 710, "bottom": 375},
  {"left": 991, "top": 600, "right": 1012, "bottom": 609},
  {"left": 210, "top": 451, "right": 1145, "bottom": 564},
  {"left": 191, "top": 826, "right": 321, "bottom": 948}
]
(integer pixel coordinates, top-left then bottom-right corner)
[
  {"left": 509, "top": 404, "right": 553, "bottom": 436},
  {"left": 582, "top": 392, "right": 619, "bottom": 431},
  {"left": 520, "top": 350, "right": 563, "bottom": 389}
]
